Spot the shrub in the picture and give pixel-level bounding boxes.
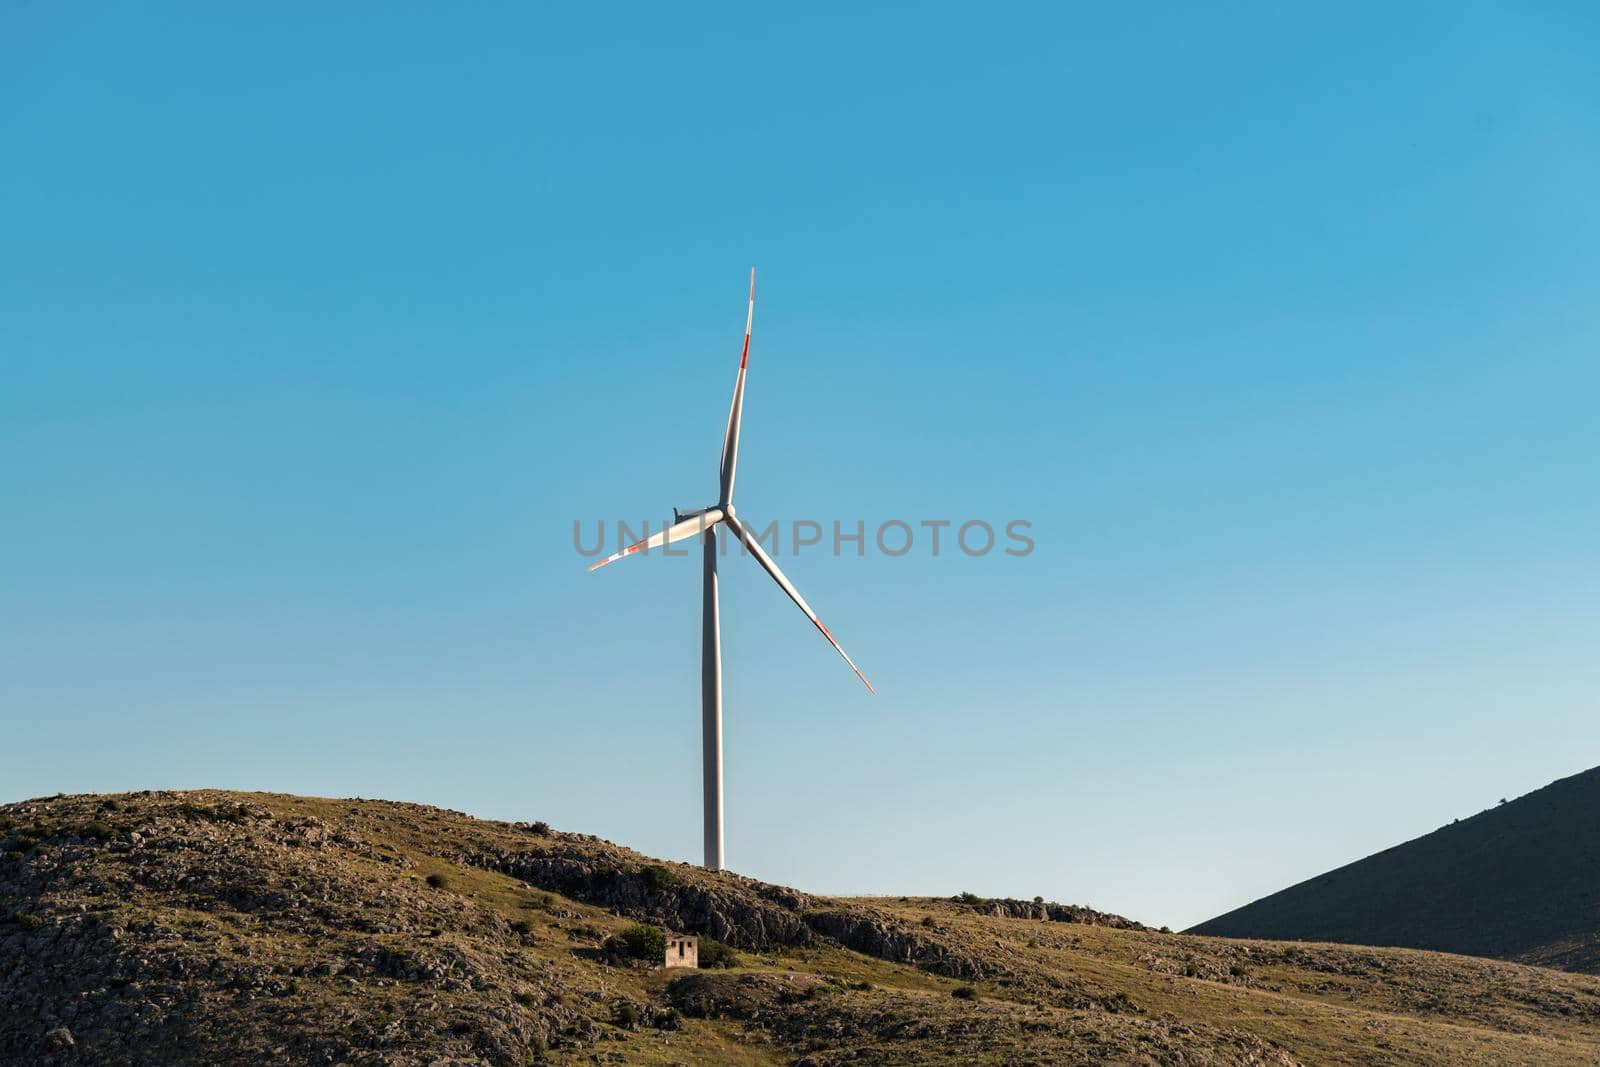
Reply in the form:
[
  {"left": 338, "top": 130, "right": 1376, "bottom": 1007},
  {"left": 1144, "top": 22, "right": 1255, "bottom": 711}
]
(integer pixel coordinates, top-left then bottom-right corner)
[
  {"left": 530, "top": 820, "right": 552, "bottom": 835},
  {"left": 513, "top": 990, "right": 537, "bottom": 1008},
  {"left": 614, "top": 1000, "right": 640, "bottom": 1028},
  {"left": 11, "top": 911, "right": 41, "bottom": 931},
  {"left": 510, "top": 919, "right": 533, "bottom": 936},
  {"left": 618, "top": 923, "right": 666, "bottom": 961},
  {"left": 641, "top": 864, "right": 676, "bottom": 891},
  {"left": 951, "top": 985, "right": 978, "bottom": 1000},
  {"left": 83, "top": 821, "right": 114, "bottom": 841},
  {"left": 921, "top": 915, "right": 937, "bottom": 928},
  {"left": 698, "top": 939, "right": 739, "bottom": 968},
  {"left": 953, "top": 891, "right": 984, "bottom": 907},
  {"left": 1103, "top": 991, "right": 1138, "bottom": 1014},
  {"left": 176, "top": 802, "right": 250, "bottom": 823},
  {"left": 425, "top": 873, "right": 451, "bottom": 890}
]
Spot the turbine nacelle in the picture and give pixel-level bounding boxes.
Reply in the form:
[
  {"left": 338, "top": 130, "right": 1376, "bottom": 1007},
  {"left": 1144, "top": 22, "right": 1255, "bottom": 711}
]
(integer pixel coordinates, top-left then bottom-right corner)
[{"left": 674, "top": 505, "right": 721, "bottom": 525}]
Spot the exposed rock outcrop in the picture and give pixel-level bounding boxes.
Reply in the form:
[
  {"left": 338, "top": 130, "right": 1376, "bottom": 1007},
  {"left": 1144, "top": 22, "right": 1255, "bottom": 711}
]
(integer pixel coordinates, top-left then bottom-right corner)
[{"left": 972, "top": 897, "right": 1144, "bottom": 929}]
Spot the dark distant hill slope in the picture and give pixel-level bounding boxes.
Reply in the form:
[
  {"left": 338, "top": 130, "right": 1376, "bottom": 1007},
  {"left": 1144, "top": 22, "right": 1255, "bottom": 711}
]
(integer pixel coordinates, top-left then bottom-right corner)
[
  {"left": 1190, "top": 765, "right": 1600, "bottom": 973},
  {"left": 4, "top": 790, "right": 1600, "bottom": 1065}
]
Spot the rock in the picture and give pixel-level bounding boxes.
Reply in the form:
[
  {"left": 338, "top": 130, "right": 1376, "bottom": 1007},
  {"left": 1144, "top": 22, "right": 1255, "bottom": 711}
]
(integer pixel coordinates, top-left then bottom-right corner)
[
  {"left": 803, "top": 910, "right": 990, "bottom": 979},
  {"left": 971, "top": 896, "right": 1143, "bottom": 930}
]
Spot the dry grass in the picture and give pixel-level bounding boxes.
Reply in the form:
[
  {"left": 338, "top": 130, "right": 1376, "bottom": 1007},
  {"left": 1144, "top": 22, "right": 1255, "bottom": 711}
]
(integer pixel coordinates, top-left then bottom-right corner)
[{"left": 3, "top": 788, "right": 1597, "bottom": 1065}]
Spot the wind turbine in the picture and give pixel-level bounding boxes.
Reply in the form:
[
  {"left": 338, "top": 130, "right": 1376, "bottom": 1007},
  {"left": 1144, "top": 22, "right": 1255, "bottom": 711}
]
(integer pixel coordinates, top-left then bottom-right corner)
[{"left": 587, "top": 269, "right": 873, "bottom": 871}]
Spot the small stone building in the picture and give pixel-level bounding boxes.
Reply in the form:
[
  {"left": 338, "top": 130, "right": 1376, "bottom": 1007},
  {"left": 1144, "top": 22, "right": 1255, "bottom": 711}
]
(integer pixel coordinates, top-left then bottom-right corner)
[{"left": 664, "top": 934, "right": 698, "bottom": 969}]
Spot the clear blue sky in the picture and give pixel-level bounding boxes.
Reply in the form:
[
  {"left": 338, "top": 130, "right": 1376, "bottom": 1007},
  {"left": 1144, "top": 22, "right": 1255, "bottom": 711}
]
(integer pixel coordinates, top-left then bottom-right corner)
[{"left": 3, "top": 4, "right": 1597, "bottom": 929}]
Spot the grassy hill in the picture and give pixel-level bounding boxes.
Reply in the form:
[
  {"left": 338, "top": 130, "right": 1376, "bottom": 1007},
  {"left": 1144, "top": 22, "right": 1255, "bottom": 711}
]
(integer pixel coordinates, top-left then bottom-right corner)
[
  {"left": 1189, "top": 765, "right": 1600, "bottom": 974},
  {"left": 3, "top": 790, "right": 1598, "bottom": 1065}
]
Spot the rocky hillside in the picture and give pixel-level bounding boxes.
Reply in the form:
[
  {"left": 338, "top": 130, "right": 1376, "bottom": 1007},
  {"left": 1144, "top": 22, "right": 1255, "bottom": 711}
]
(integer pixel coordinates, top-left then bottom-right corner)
[
  {"left": 4, "top": 790, "right": 1600, "bottom": 1065},
  {"left": 1190, "top": 765, "right": 1600, "bottom": 973}
]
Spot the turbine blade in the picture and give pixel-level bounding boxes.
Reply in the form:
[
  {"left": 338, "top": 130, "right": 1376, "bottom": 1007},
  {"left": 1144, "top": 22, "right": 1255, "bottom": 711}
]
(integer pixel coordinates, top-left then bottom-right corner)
[
  {"left": 587, "top": 508, "right": 724, "bottom": 572},
  {"left": 724, "top": 513, "right": 874, "bottom": 693},
  {"left": 718, "top": 268, "right": 755, "bottom": 503}
]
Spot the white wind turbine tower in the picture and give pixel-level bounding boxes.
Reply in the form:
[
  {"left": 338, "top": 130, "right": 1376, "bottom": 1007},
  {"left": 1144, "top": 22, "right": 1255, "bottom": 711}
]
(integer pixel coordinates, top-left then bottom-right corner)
[{"left": 587, "top": 269, "right": 873, "bottom": 871}]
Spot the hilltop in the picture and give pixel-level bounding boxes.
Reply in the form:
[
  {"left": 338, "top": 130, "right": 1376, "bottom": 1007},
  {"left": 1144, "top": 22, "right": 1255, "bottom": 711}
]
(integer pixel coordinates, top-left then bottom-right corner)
[
  {"left": 4, "top": 790, "right": 1599, "bottom": 1065},
  {"left": 1190, "top": 765, "right": 1600, "bottom": 973}
]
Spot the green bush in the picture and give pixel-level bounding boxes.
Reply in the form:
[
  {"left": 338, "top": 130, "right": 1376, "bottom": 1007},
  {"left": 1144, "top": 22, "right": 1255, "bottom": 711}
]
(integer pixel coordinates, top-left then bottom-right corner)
[
  {"left": 698, "top": 938, "right": 739, "bottom": 968},
  {"left": 425, "top": 873, "right": 451, "bottom": 890},
  {"left": 951, "top": 985, "right": 978, "bottom": 1000},
  {"left": 953, "top": 891, "right": 984, "bottom": 907},
  {"left": 510, "top": 919, "right": 533, "bottom": 936},
  {"left": 618, "top": 923, "right": 666, "bottom": 961},
  {"left": 641, "top": 864, "right": 676, "bottom": 891}
]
